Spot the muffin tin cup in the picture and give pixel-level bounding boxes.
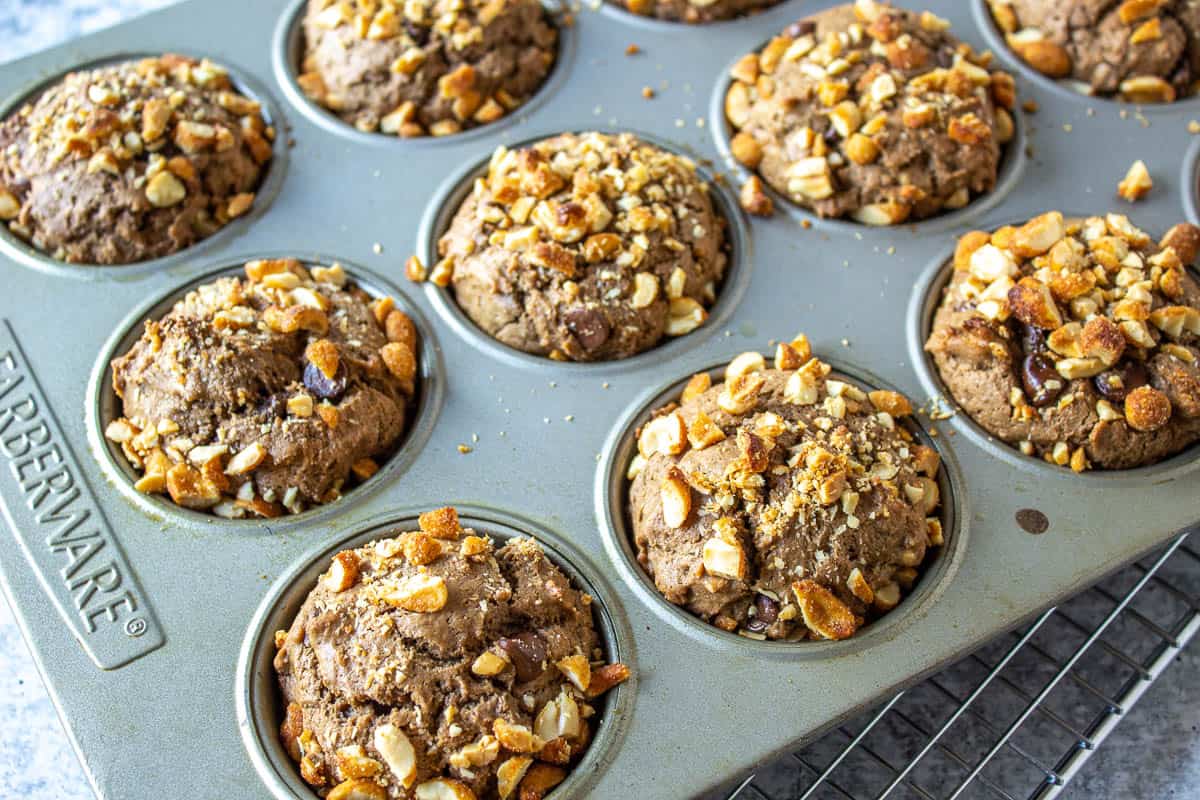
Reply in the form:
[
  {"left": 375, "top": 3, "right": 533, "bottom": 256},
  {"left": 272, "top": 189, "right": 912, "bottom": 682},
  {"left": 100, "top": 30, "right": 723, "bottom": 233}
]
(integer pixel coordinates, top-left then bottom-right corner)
[
  {"left": 707, "top": 6, "right": 1030, "bottom": 237},
  {"left": 906, "top": 221, "right": 1200, "bottom": 488},
  {"left": 2, "top": 1, "right": 1200, "bottom": 798},
  {"left": 594, "top": 354, "right": 968, "bottom": 659},
  {"left": 236, "top": 505, "right": 636, "bottom": 800},
  {"left": 0, "top": 52, "right": 290, "bottom": 280},
  {"left": 84, "top": 255, "right": 445, "bottom": 532},
  {"left": 415, "top": 126, "right": 754, "bottom": 373},
  {"left": 970, "top": 0, "right": 1200, "bottom": 113},
  {"left": 271, "top": 0, "right": 581, "bottom": 148}
]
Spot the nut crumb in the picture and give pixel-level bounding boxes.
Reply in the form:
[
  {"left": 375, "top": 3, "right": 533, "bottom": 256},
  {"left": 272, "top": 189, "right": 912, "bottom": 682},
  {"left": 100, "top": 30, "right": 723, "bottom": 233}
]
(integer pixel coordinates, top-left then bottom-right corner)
[{"left": 1117, "top": 160, "right": 1152, "bottom": 202}]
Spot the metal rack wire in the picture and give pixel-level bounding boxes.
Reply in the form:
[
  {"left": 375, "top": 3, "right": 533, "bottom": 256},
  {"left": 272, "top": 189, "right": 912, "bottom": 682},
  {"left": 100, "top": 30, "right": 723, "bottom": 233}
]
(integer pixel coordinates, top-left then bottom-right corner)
[{"left": 720, "top": 533, "right": 1200, "bottom": 800}]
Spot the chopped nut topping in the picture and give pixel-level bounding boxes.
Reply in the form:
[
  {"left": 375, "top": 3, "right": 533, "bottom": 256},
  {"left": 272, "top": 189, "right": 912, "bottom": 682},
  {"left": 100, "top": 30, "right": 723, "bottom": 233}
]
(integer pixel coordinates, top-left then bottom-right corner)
[
  {"left": 725, "top": 4, "right": 1014, "bottom": 223},
  {"left": 1118, "top": 160, "right": 1153, "bottom": 202},
  {"left": 382, "top": 573, "right": 449, "bottom": 613},
  {"left": 324, "top": 551, "right": 361, "bottom": 593}
]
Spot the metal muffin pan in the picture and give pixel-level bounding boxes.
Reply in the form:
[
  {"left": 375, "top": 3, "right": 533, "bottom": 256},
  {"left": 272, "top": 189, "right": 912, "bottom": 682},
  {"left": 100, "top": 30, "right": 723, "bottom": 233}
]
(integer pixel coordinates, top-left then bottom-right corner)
[{"left": 0, "top": 0, "right": 1197, "bottom": 798}]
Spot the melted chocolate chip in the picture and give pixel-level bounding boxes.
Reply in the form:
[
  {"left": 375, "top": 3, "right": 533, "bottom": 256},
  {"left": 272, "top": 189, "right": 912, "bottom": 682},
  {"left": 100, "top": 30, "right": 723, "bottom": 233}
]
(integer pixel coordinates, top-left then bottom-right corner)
[
  {"left": 497, "top": 632, "right": 547, "bottom": 682},
  {"left": 563, "top": 307, "right": 610, "bottom": 352},
  {"left": 303, "top": 361, "right": 347, "bottom": 402},
  {"left": 784, "top": 20, "right": 816, "bottom": 37},
  {"left": 746, "top": 593, "right": 780, "bottom": 633},
  {"left": 1021, "top": 354, "right": 1063, "bottom": 407},
  {"left": 1094, "top": 360, "right": 1149, "bottom": 404},
  {"left": 404, "top": 21, "right": 429, "bottom": 45},
  {"left": 1017, "top": 321, "right": 1046, "bottom": 355}
]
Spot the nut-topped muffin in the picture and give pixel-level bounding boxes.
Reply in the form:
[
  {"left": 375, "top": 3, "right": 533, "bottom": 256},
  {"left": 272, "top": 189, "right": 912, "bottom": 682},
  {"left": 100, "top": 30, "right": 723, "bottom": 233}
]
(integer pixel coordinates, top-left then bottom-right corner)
[
  {"left": 437, "top": 132, "right": 728, "bottom": 362},
  {"left": 275, "top": 507, "right": 631, "bottom": 800},
  {"left": 0, "top": 54, "right": 273, "bottom": 265},
  {"left": 627, "top": 343, "right": 944, "bottom": 641},
  {"left": 105, "top": 259, "right": 419, "bottom": 517},
  {"left": 725, "top": 0, "right": 1016, "bottom": 224},
  {"left": 298, "top": 0, "right": 558, "bottom": 137},
  {"left": 926, "top": 213, "right": 1200, "bottom": 470},
  {"left": 988, "top": 0, "right": 1200, "bottom": 102},
  {"left": 609, "top": 0, "right": 784, "bottom": 24}
]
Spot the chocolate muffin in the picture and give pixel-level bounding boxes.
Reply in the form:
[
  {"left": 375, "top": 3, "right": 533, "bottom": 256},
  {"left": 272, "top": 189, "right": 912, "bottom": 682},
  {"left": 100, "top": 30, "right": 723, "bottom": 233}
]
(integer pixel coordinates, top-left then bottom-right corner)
[
  {"left": 439, "top": 132, "right": 728, "bottom": 362},
  {"left": 627, "top": 343, "right": 944, "bottom": 641},
  {"left": 105, "top": 259, "right": 419, "bottom": 517},
  {"left": 610, "top": 0, "right": 784, "bottom": 24},
  {"left": 298, "top": 0, "right": 558, "bottom": 137},
  {"left": 275, "top": 507, "right": 631, "bottom": 800},
  {"left": 0, "top": 54, "right": 272, "bottom": 265},
  {"left": 926, "top": 213, "right": 1200, "bottom": 470},
  {"left": 989, "top": 0, "right": 1200, "bottom": 102},
  {"left": 724, "top": 1, "right": 1016, "bottom": 224}
]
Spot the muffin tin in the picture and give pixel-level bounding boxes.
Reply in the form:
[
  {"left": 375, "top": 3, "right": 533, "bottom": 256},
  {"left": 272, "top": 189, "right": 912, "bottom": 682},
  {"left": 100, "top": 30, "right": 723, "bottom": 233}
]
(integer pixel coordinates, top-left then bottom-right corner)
[{"left": 0, "top": 0, "right": 1197, "bottom": 798}]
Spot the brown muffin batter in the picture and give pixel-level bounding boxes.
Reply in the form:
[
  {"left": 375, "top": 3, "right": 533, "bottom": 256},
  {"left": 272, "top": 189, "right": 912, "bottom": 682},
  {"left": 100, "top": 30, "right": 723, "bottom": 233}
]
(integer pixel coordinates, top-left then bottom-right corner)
[
  {"left": 989, "top": 0, "right": 1200, "bottom": 102},
  {"left": 608, "top": 0, "right": 784, "bottom": 24},
  {"left": 628, "top": 343, "right": 945, "bottom": 641},
  {"left": 275, "top": 507, "right": 631, "bottom": 800},
  {"left": 725, "top": 1, "right": 1016, "bottom": 224},
  {"left": 106, "top": 259, "right": 419, "bottom": 517},
  {"left": 298, "top": 0, "right": 558, "bottom": 136},
  {"left": 0, "top": 54, "right": 273, "bottom": 265},
  {"left": 926, "top": 213, "right": 1200, "bottom": 470},
  {"left": 439, "top": 132, "right": 727, "bottom": 362}
]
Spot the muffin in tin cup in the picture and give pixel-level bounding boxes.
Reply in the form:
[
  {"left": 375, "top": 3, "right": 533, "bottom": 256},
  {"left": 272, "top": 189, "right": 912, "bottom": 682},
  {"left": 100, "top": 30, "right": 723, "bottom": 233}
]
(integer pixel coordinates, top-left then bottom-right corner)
[
  {"left": 926, "top": 212, "right": 1200, "bottom": 470},
  {"left": 434, "top": 131, "right": 728, "bottom": 362},
  {"left": 627, "top": 341, "right": 945, "bottom": 641},
  {"left": 104, "top": 258, "right": 421, "bottom": 518},
  {"left": 0, "top": 53, "right": 274, "bottom": 265},
  {"left": 609, "top": 0, "right": 786, "bottom": 24},
  {"left": 725, "top": 0, "right": 1017, "bottom": 225},
  {"left": 274, "top": 507, "right": 631, "bottom": 799},
  {"left": 296, "top": 0, "right": 559, "bottom": 137},
  {"left": 985, "top": 0, "right": 1200, "bottom": 103}
]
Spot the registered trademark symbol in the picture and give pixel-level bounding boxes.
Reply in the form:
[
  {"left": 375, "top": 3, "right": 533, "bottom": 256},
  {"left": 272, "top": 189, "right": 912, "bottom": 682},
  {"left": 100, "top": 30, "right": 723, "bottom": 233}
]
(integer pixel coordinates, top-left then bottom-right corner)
[{"left": 125, "top": 617, "right": 147, "bottom": 637}]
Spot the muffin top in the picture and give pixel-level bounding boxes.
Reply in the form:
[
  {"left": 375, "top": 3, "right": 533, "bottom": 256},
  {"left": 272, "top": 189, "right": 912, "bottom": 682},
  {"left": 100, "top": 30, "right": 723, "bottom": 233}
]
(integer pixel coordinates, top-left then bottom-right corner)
[
  {"left": 0, "top": 54, "right": 272, "bottom": 265},
  {"left": 611, "top": 0, "right": 784, "bottom": 24},
  {"left": 106, "top": 259, "right": 418, "bottom": 517},
  {"left": 275, "top": 508, "right": 630, "bottom": 800},
  {"left": 989, "top": 0, "right": 1200, "bottom": 102},
  {"left": 438, "top": 132, "right": 727, "bottom": 362},
  {"left": 926, "top": 213, "right": 1200, "bottom": 471},
  {"left": 726, "top": 1, "right": 1016, "bottom": 224},
  {"left": 627, "top": 342, "right": 944, "bottom": 641},
  {"left": 299, "top": 0, "right": 558, "bottom": 137}
]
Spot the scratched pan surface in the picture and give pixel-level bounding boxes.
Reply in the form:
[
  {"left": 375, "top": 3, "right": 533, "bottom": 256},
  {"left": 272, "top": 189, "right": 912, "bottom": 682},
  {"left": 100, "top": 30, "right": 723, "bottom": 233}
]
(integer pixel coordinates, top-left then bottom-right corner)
[{"left": 0, "top": 0, "right": 1198, "bottom": 798}]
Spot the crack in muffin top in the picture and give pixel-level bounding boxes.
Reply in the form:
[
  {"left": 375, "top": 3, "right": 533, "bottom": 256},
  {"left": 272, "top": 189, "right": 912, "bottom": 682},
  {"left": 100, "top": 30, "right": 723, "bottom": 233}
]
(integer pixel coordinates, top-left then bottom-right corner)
[
  {"left": 437, "top": 131, "right": 728, "bottom": 362},
  {"left": 726, "top": 0, "right": 1017, "bottom": 225},
  {"left": 926, "top": 212, "right": 1200, "bottom": 470},
  {"left": 627, "top": 342, "right": 944, "bottom": 642},
  {"left": 0, "top": 54, "right": 273, "bottom": 265},
  {"left": 989, "top": 0, "right": 1200, "bottom": 102},
  {"left": 298, "top": 0, "right": 558, "bottom": 137},
  {"left": 106, "top": 258, "right": 419, "bottom": 517},
  {"left": 275, "top": 508, "right": 630, "bottom": 800}
]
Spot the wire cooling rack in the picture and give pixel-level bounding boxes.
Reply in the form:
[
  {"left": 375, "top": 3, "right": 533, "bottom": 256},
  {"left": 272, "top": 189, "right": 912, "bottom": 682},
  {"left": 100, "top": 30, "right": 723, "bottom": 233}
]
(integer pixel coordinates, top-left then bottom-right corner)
[{"left": 715, "top": 533, "right": 1199, "bottom": 800}]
